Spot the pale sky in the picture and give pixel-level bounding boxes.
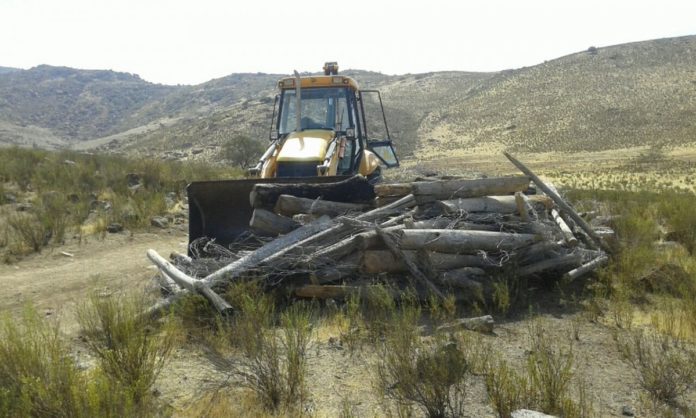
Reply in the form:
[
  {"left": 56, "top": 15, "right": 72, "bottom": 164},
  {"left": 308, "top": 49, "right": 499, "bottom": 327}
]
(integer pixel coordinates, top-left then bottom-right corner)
[{"left": 1, "top": 0, "right": 694, "bottom": 85}]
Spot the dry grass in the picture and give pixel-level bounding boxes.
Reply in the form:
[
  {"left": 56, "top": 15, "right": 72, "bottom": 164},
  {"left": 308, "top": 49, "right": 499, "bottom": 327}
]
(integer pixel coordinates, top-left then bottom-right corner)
[
  {"left": 0, "top": 147, "right": 240, "bottom": 261},
  {"left": 77, "top": 291, "right": 175, "bottom": 407}
]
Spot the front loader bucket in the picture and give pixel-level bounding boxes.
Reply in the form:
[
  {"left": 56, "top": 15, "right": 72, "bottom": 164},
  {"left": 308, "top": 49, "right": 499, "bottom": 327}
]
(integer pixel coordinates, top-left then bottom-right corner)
[{"left": 187, "top": 176, "right": 356, "bottom": 255}]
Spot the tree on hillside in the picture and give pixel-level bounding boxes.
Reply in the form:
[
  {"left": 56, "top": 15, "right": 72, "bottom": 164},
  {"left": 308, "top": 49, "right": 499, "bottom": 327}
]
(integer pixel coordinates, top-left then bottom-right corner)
[{"left": 221, "top": 135, "right": 265, "bottom": 168}]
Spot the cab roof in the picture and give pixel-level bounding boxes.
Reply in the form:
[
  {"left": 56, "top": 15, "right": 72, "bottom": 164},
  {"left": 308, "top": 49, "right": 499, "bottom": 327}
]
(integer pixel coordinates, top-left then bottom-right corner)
[{"left": 277, "top": 75, "right": 359, "bottom": 91}]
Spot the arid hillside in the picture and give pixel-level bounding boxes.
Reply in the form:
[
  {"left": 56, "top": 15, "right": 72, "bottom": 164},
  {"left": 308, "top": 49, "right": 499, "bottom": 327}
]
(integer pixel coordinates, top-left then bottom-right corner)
[{"left": 1, "top": 35, "right": 695, "bottom": 160}]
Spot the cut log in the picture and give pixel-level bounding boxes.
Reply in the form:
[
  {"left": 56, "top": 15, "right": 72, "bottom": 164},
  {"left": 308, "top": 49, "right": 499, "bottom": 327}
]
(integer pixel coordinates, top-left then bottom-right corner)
[
  {"left": 293, "top": 213, "right": 318, "bottom": 224},
  {"left": 563, "top": 254, "right": 609, "bottom": 281},
  {"left": 170, "top": 251, "right": 192, "bottom": 266},
  {"left": 311, "top": 253, "right": 361, "bottom": 284},
  {"left": 411, "top": 176, "right": 530, "bottom": 203},
  {"left": 398, "top": 229, "right": 539, "bottom": 253},
  {"left": 203, "top": 215, "right": 333, "bottom": 286},
  {"left": 208, "top": 195, "right": 419, "bottom": 288},
  {"left": 375, "top": 196, "right": 403, "bottom": 207},
  {"left": 436, "top": 315, "right": 494, "bottom": 334},
  {"left": 518, "top": 241, "right": 564, "bottom": 264},
  {"left": 376, "top": 227, "right": 445, "bottom": 299},
  {"left": 518, "top": 253, "right": 582, "bottom": 277},
  {"left": 515, "top": 192, "right": 528, "bottom": 221},
  {"left": 362, "top": 250, "right": 494, "bottom": 273},
  {"left": 156, "top": 270, "right": 185, "bottom": 295},
  {"left": 147, "top": 249, "right": 232, "bottom": 314},
  {"left": 439, "top": 267, "right": 490, "bottom": 300},
  {"left": 305, "top": 225, "right": 402, "bottom": 265},
  {"left": 250, "top": 208, "right": 300, "bottom": 235},
  {"left": 551, "top": 209, "right": 578, "bottom": 247},
  {"left": 504, "top": 152, "right": 612, "bottom": 253},
  {"left": 438, "top": 194, "right": 553, "bottom": 215},
  {"left": 374, "top": 183, "right": 413, "bottom": 198},
  {"left": 250, "top": 175, "right": 375, "bottom": 209},
  {"left": 274, "top": 194, "right": 370, "bottom": 217},
  {"left": 357, "top": 193, "right": 417, "bottom": 222}
]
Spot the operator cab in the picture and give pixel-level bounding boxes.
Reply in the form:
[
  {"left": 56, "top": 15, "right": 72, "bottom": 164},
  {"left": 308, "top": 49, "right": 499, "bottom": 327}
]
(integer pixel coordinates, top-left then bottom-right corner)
[{"left": 256, "top": 63, "right": 398, "bottom": 180}]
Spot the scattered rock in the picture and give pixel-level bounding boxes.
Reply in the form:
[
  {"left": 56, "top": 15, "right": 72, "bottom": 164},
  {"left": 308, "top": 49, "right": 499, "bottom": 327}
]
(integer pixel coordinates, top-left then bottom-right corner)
[
  {"left": 128, "top": 183, "right": 142, "bottom": 193},
  {"left": 165, "top": 192, "right": 177, "bottom": 209},
  {"left": 436, "top": 315, "right": 494, "bottom": 334},
  {"left": 90, "top": 200, "right": 112, "bottom": 211},
  {"left": 191, "top": 148, "right": 203, "bottom": 155},
  {"left": 67, "top": 193, "right": 80, "bottom": 203},
  {"left": 63, "top": 159, "right": 76, "bottom": 166},
  {"left": 3, "top": 193, "right": 17, "bottom": 204},
  {"left": 126, "top": 173, "right": 141, "bottom": 187},
  {"left": 16, "top": 202, "right": 32, "bottom": 211},
  {"left": 151, "top": 216, "right": 169, "bottom": 229},
  {"left": 106, "top": 223, "right": 124, "bottom": 233},
  {"left": 512, "top": 410, "right": 557, "bottom": 418},
  {"left": 621, "top": 405, "right": 635, "bottom": 416}
]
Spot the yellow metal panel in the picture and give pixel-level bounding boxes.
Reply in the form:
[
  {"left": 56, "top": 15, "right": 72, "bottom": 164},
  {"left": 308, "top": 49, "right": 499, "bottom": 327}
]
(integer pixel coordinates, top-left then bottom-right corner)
[
  {"left": 278, "top": 75, "right": 359, "bottom": 91},
  {"left": 276, "top": 130, "right": 334, "bottom": 162},
  {"left": 359, "top": 150, "right": 381, "bottom": 176}
]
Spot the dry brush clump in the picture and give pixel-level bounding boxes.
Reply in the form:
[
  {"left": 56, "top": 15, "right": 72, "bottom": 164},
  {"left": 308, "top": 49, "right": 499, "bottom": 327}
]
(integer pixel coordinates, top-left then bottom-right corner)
[
  {"left": 77, "top": 291, "right": 175, "bottom": 408},
  {"left": 199, "top": 284, "right": 314, "bottom": 413},
  {"left": 0, "top": 305, "right": 153, "bottom": 418},
  {"left": 374, "top": 292, "right": 471, "bottom": 418},
  {"left": 484, "top": 319, "right": 592, "bottom": 418},
  {"left": 616, "top": 329, "right": 696, "bottom": 406},
  {"left": 0, "top": 147, "right": 240, "bottom": 259}
]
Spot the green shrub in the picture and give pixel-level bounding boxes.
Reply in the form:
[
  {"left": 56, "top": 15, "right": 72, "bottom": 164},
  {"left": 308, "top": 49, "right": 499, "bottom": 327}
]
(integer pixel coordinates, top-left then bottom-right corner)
[
  {"left": 212, "top": 284, "right": 314, "bottom": 412},
  {"left": 617, "top": 330, "right": 696, "bottom": 404},
  {"left": 485, "top": 320, "right": 590, "bottom": 418},
  {"left": 485, "top": 358, "right": 533, "bottom": 418},
  {"left": 527, "top": 322, "right": 574, "bottom": 415},
  {"left": 0, "top": 306, "right": 139, "bottom": 417},
  {"left": 7, "top": 212, "right": 48, "bottom": 253},
  {"left": 77, "top": 292, "right": 175, "bottom": 406},
  {"left": 221, "top": 135, "right": 265, "bottom": 169},
  {"left": 375, "top": 293, "right": 471, "bottom": 418}
]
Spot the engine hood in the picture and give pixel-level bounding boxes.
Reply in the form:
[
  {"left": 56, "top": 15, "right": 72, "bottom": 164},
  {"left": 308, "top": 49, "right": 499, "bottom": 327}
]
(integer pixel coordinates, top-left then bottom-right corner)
[{"left": 276, "top": 130, "right": 335, "bottom": 162}]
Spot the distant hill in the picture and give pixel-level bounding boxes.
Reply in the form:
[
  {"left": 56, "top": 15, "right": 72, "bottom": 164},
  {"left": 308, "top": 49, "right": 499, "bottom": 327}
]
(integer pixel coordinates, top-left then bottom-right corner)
[
  {"left": 0, "top": 65, "right": 176, "bottom": 142},
  {"left": 1, "top": 35, "right": 695, "bottom": 159},
  {"left": 0, "top": 66, "right": 20, "bottom": 74},
  {"left": 418, "top": 36, "right": 696, "bottom": 156}
]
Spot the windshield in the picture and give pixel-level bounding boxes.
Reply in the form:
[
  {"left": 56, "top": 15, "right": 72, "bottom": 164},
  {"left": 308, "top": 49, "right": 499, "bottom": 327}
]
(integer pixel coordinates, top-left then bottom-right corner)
[{"left": 278, "top": 87, "right": 352, "bottom": 134}]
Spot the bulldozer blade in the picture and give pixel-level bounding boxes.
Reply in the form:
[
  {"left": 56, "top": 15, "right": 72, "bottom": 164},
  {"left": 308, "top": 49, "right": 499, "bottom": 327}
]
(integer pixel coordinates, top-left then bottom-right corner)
[{"left": 187, "top": 176, "right": 359, "bottom": 254}]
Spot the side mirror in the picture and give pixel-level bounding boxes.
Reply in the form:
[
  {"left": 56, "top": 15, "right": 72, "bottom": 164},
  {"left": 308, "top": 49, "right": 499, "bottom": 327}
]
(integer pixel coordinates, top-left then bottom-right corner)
[
  {"left": 270, "top": 130, "right": 279, "bottom": 141},
  {"left": 345, "top": 127, "right": 355, "bottom": 139}
]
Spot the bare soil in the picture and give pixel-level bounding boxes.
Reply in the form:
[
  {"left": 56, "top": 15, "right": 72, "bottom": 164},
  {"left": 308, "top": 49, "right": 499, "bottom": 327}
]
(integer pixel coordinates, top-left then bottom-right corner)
[
  {"left": 1, "top": 228, "right": 694, "bottom": 417},
  {"left": 0, "top": 229, "right": 187, "bottom": 333}
]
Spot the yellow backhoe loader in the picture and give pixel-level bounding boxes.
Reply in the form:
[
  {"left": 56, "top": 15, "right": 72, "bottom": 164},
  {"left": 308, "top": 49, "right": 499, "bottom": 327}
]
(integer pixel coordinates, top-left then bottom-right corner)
[{"left": 187, "top": 63, "right": 399, "bottom": 251}]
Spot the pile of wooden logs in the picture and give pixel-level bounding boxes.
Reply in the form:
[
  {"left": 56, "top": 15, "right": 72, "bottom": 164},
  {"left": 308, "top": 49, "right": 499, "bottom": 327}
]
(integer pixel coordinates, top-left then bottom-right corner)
[{"left": 146, "top": 153, "right": 611, "bottom": 314}]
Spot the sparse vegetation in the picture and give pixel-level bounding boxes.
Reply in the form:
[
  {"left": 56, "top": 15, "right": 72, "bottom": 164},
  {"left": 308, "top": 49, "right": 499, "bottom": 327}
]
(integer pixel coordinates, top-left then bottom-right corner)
[
  {"left": 3, "top": 40, "right": 696, "bottom": 414},
  {"left": 616, "top": 330, "right": 696, "bottom": 405},
  {"left": 77, "top": 291, "right": 175, "bottom": 407},
  {"left": 203, "top": 284, "right": 314, "bottom": 413},
  {"left": 0, "top": 306, "right": 141, "bottom": 417},
  {"left": 374, "top": 292, "right": 470, "bottom": 418},
  {"left": 484, "top": 319, "right": 592, "bottom": 418},
  {"left": 0, "top": 147, "right": 240, "bottom": 260},
  {"left": 221, "top": 134, "right": 265, "bottom": 169}
]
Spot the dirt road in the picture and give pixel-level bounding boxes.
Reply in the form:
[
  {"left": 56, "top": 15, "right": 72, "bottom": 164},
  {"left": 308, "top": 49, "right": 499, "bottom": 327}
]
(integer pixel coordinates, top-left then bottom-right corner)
[{"left": 0, "top": 230, "right": 186, "bottom": 331}]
